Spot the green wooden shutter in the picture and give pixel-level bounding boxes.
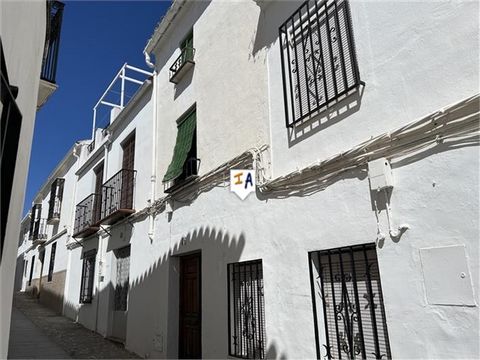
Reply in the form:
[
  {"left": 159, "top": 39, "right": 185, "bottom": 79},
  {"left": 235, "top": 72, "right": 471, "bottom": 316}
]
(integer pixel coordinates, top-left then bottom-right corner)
[{"left": 163, "top": 110, "right": 196, "bottom": 182}]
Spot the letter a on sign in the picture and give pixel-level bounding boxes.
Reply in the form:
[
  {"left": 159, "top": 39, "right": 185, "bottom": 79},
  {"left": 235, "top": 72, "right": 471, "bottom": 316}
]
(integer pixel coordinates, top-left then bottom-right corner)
[{"left": 230, "top": 169, "right": 256, "bottom": 200}]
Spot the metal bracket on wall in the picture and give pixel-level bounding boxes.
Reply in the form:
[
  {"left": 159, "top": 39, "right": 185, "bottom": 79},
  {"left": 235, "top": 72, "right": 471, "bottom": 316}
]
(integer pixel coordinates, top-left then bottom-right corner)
[
  {"left": 70, "top": 236, "right": 84, "bottom": 248},
  {"left": 99, "top": 225, "right": 112, "bottom": 237}
]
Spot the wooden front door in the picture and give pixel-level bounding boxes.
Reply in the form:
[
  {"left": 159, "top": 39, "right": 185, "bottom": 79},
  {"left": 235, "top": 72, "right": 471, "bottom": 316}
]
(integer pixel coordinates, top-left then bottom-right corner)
[
  {"left": 179, "top": 253, "right": 201, "bottom": 358},
  {"left": 121, "top": 134, "right": 135, "bottom": 209}
]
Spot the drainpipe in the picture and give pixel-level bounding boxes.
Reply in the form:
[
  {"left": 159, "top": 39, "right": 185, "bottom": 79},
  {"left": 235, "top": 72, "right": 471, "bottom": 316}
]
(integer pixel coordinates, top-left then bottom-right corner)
[
  {"left": 94, "top": 132, "right": 112, "bottom": 334},
  {"left": 144, "top": 50, "right": 157, "bottom": 242},
  {"left": 64, "top": 143, "right": 81, "bottom": 318}
]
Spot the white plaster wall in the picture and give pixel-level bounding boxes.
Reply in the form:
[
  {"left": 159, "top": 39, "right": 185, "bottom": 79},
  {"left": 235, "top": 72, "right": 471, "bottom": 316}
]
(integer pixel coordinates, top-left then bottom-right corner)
[
  {"left": 122, "top": 143, "right": 478, "bottom": 359},
  {"left": 152, "top": 0, "right": 270, "bottom": 194},
  {"left": 264, "top": 0, "right": 480, "bottom": 177},
  {"left": 0, "top": 1, "right": 46, "bottom": 356}
]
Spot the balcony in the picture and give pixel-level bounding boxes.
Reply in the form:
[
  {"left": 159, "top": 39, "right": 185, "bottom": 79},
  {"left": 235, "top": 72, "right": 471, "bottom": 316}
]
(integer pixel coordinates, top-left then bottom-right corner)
[
  {"left": 100, "top": 169, "right": 136, "bottom": 225},
  {"left": 169, "top": 47, "right": 195, "bottom": 84},
  {"left": 29, "top": 218, "right": 48, "bottom": 242},
  {"left": 37, "top": 1, "right": 64, "bottom": 109},
  {"left": 73, "top": 194, "right": 101, "bottom": 238},
  {"left": 47, "top": 196, "right": 62, "bottom": 224},
  {"left": 164, "top": 157, "right": 200, "bottom": 193}
]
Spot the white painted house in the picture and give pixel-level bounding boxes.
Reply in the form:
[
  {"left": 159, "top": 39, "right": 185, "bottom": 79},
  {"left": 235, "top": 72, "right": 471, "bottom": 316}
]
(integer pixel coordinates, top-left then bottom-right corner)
[
  {"left": 1, "top": 0, "right": 64, "bottom": 356},
  {"left": 18, "top": 0, "right": 479, "bottom": 359}
]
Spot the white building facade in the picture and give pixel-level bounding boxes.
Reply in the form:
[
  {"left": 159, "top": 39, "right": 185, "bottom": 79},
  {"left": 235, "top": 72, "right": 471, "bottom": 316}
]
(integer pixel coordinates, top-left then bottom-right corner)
[
  {"left": 1, "top": 0, "right": 64, "bottom": 356},
  {"left": 19, "top": 0, "right": 479, "bottom": 359}
]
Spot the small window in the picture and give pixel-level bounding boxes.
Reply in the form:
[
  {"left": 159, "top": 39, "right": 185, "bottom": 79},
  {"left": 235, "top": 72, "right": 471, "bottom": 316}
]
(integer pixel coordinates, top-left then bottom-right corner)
[
  {"left": 79, "top": 250, "right": 96, "bottom": 303},
  {"left": 309, "top": 244, "right": 391, "bottom": 359},
  {"left": 163, "top": 108, "right": 199, "bottom": 193},
  {"left": 227, "top": 259, "right": 266, "bottom": 359},
  {"left": 279, "top": 0, "right": 362, "bottom": 127},
  {"left": 47, "top": 242, "right": 57, "bottom": 282},
  {"left": 28, "top": 256, "right": 35, "bottom": 286},
  {"left": 47, "top": 178, "right": 64, "bottom": 223}
]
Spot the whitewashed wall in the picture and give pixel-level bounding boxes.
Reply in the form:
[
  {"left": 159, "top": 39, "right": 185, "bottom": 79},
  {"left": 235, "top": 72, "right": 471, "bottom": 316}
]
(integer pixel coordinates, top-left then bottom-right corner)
[{"left": 0, "top": 1, "right": 46, "bottom": 356}]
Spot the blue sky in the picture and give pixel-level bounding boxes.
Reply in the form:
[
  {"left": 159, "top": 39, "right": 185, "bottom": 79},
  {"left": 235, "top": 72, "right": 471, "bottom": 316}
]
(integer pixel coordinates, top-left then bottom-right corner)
[{"left": 23, "top": 0, "right": 171, "bottom": 214}]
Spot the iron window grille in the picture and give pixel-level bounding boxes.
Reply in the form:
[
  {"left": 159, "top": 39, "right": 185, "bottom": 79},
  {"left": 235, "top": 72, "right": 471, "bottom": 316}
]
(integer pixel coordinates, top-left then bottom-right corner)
[
  {"left": 80, "top": 249, "right": 96, "bottom": 303},
  {"left": 279, "top": 0, "right": 362, "bottom": 127},
  {"left": 100, "top": 168, "right": 137, "bottom": 219},
  {"left": 47, "top": 178, "right": 64, "bottom": 223},
  {"left": 227, "top": 259, "right": 266, "bottom": 359},
  {"left": 28, "top": 256, "right": 35, "bottom": 286},
  {"left": 47, "top": 242, "right": 57, "bottom": 282},
  {"left": 29, "top": 204, "right": 48, "bottom": 241},
  {"left": 41, "top": 1, "right": 64, "bottom": 83},
  {"left": 309, "top": 243, "right": 391, "bottom": 359}
]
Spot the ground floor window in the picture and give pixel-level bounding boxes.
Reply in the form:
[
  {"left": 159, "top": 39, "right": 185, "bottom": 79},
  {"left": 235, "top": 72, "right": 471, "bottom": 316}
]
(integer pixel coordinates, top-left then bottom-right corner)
[
  {"left": 309, "top": 243, "right": 391, "bottom": 359},
  {"left": 80, "top": 250, "right": 96, "bottom": 303},
  {"left": 47, "top": 242, "right": 57, "bottom": 282},
  {"left": 28, "top": 256, "right": 35, "bottom": 286},
  {"left": 227, "top": 259, "right": 266, "bottom": 359},
  {"left": 114, "top": 246, "right": 130, "bottom": 311}
]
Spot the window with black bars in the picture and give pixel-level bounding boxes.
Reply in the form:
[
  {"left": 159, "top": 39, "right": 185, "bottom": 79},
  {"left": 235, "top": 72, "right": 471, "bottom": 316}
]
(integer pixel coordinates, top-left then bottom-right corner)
[
  {"left": 48, "top": 178, "right": 64, "bottom": 221},
  {"left": 47, "top": 242, "right": 57, "bottom": 282},
  {"left": 28, "top": 256, "right": 35, "bottom": 286},
  {"left": 114, "top": 246, "right": 130, "bottom": 311},
  {"left": 309, "top": 244, "right": 391, "bottom": 359},
  {"left": 279, "top": 0, "right": 361, "bottom": 127},
  {"left": 227, "top": 260, "right": 266, "bottom": 359},
  {"left": 79, "top": 250, "right": 96, "bottom": 303}
]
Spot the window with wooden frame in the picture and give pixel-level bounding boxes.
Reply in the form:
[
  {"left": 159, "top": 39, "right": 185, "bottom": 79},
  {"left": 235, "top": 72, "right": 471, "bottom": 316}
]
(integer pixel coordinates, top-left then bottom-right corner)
[
  {"left": 279, "top": 0, "right": 362, "bottom": 127},
  {"left": 79, "top": 250, "right": 96, "bottom": 303},
  {"left": 227, "top": 259, "right": 266, "bottom": 359},
  {"left": 47, "top": 242, "right": 57, "bottom": 282},
  {"left": 309, "top": 243, "right": 391, "bottom": 359}
]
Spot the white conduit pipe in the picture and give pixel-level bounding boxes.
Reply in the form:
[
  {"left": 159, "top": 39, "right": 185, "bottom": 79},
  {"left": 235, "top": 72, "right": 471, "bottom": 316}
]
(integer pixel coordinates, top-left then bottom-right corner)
[
  {"left": 144, "top": 51, "right": 157, "bottom": 241},
  {"left": 128, "top": 93, "right": 478, "bottom": 220}
]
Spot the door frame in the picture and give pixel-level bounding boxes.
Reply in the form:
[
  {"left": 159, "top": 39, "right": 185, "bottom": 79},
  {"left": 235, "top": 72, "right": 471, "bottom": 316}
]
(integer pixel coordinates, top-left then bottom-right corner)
[{"left": 178, "top": 251, "right": 202, "bottom": 359}]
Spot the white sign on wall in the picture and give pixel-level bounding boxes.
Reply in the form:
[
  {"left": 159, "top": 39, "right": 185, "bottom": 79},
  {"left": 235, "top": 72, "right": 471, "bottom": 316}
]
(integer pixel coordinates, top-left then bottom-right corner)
[{"left": 230, "top": 169, "right": 256, "bottom": 200}]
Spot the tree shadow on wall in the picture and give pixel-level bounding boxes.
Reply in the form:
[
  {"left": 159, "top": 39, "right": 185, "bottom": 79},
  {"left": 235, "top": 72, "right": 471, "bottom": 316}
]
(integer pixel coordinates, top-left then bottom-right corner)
[{"left": 59, "top": 225, "right": 288, "bottom": 359}]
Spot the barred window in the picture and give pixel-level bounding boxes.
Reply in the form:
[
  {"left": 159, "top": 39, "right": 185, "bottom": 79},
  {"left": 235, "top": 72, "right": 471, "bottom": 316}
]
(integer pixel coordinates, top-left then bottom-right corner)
[
  {"left": 114, "top": 246, "right": 130, "bottom": 311},
  {"left": 279, "top": 0, "right": 361, "bottom": 127},
  {"left": 309, "top": 244, "right": 391, "bottom": 359},
  {"left": 80, "top": 250, "right": 96, "bottom": 304},
  {"left": 227, "top": 260, "right": 266, "bottom": 359},
  {"left": 47, "top": 242, "right": 57, "bottom": 282}
]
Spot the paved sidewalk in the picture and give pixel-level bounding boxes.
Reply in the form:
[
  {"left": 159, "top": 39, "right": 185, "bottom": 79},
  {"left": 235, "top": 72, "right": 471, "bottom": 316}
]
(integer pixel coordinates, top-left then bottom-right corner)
[
  {"left": 8, "top": 307, "right": 71, "bottom": 359},
  {"left": 9, "top": 293, "right": 139, "bottom": 359}
]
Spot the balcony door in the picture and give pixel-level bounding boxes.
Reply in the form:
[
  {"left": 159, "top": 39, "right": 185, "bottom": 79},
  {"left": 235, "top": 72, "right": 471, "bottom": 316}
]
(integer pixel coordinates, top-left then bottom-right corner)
[
  {"left": 93, "top": 164, "right": 104, "bottom": 223},
  {"left": 121, "top": 134, "right": 135, "bottom": 210}
]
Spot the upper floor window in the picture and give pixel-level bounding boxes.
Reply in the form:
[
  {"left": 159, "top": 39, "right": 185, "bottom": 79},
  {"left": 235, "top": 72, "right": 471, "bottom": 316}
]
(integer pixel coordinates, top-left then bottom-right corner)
[
  {"left": 309, "top": 244, "right": 391, "bottom": 359},
  {"left": 163, "top": 107, "right": 199, "bottom": 193},
  {"left": 279, "top": 0, "right": 361, "bottom": 127},
  {"left": 29, "top": 204, "right": 48, "bottom": 241},
  {"left": 47, "top": 178, "right": 64, "bottom": 224},
  {"left": 227, "top": 259, "right": 266, "bottom": 359},
  {"left": 170, "top": 30, "right": 195, "bottom": 84}
]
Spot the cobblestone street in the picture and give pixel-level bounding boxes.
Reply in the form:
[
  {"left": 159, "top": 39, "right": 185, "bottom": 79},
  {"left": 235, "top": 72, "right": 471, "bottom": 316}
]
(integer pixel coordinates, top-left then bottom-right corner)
[{"left": 8, "top": 293, "right": 139, "bottom": 359}]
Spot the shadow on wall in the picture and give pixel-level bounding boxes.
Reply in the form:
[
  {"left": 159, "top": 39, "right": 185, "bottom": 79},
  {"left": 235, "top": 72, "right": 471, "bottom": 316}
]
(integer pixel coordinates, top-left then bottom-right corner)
[{"left": 59, "top": 224, "right": 288, "bottom": 359}]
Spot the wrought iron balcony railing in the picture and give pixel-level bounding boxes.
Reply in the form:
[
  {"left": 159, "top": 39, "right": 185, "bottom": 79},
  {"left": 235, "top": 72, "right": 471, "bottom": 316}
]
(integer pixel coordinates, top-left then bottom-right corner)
[
  {"left": 100, "top": 169, "right": 136, "bottom": 225},
  {"left": 73, "top": 193, "right": 101, "bottom": 238},
  {"left": 29, "top": 218, "right": 48, "bottom": 241},
  {"left": 47, "top": 196, "right": 62, "bottom": 224},
  {"left": 164, "top": 157, "right": 200, "bottom": 193},
  {"left": 41, "top": 1, "right": 64, "bottom": 83},
  {"left": 169, "top": 47, "right": 195, "bottom": 84}
]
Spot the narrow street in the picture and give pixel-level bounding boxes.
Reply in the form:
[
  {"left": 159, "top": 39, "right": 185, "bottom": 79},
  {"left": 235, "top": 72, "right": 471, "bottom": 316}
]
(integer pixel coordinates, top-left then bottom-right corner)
[{"left": 8, "top": 293, "right": 138, "bottom": 359}]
